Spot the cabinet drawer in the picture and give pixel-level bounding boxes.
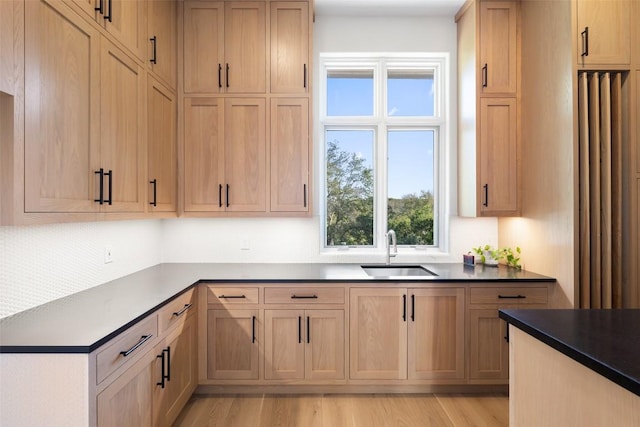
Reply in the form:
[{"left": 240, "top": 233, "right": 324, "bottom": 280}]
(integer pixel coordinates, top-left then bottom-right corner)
[
  {"left": 470, "top": 287, "right": 548, "bottom": 305},
  {"left": 96, "top": 314, "right": 158, "bottom": 384},
  {"left": 158, "top": 288, "right": 196, "bottom": 334},
  {"left": 264, "top": 287, "right": 345, "bottom": 304},
  {"left": 207, "top": 286, "right": 259, "bottom": 305}
]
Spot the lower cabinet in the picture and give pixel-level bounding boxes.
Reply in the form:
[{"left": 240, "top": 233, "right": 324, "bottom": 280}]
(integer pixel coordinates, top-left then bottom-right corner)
[
  {"left": 264, "top": 309, "right": 344, "bottom": 380},
  {"left": 349, "top": 287, "right": 465, "bottom": 381},
  {"left": 467, "top": 285, "right": 549, "bottom": 383},
  {"left": 206, "top": 309, "right": 260, "bottom": 380}
]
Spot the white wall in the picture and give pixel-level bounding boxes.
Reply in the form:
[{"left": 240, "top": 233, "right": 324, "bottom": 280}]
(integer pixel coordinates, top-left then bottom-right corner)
[
  {"left": 0, "top": 220, "right": 162, "bottom": 318},
  {"left": 0, "top": 14, "right": 499, "bottom": 319}
]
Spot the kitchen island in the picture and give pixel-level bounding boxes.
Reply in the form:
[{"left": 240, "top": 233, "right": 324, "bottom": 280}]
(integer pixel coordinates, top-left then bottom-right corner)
[
  {"left": 499, "top": 309, "right": 640, "bottom": 426},
  {"left": 0, "top": 263, "right": 555, "bottom": 426}
]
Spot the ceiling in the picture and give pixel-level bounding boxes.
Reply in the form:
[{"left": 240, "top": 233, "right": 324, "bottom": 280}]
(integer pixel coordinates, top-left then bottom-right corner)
[{"left": 314, "top": 0, "right": 467, "bottom": 17}]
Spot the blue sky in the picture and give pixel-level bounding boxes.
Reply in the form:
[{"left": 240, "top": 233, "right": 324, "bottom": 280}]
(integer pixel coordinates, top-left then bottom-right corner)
[{"left": 326, "top": 75, "right": 435, "bottom": 199}]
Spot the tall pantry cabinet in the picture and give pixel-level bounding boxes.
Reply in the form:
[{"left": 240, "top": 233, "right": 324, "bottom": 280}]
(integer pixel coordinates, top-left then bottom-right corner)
[{"left": 181, "top": 1, "right": 312, "bottom": 215}]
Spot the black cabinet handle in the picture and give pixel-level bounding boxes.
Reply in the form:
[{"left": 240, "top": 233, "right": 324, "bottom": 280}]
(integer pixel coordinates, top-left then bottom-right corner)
[
  {"left": 306, "top": 316, "right": 310, "bottom": 344},
  {"left": 498, "top": 294, "right": 526, "bottom": 299},
  {"left": 219, "top": 294, "right": 246, "bottom": 299},
  {"left": 252, "top": 316, "right": 256, "bottom": 343},
  {"left": 164, "top": 346, "right": 171, "bottom": 382},
  {"left": 95, "top": 0, "right": 103, "bottom": 14},
  {"left": 105, "top": 170, "right": 113, "bottom": 205},
  {"left": 411, "top": 294, "right": 415, "bottom": 322},
  {"left": 402, "top": 295, "right": 407, "bottom": 322},
  {"left": 156, "top": 350, "right": 166, "bottom": 388},
  {"left": 120, "top": 334, "right": 153, "bottom": 357},
  {"left": 298, "top": 316, "right": 302, "bottom": 343},
  {"left": 303, "top": 64, "right": 307, "bottom": 88},
  {"left": 218, "top": 64, "right": 222, "bottom": 89},
  {"left": 104, "top": 0, "right": 112, "bottom": 22},
  {"left": 226, "top": 184, "right": 230, "bottom": 207},
  {"left": 303, "top": 184, "right": 307, "bottom": 208},
  {"left": 95, "top": 168, "right": 104, "bottom": 204},
  {"left": 149, "top": 179, "right": 157, "bottom": 207},
  {"left": 150, "top": 36, "right": 157, "bottom": 64},
  {"left": 504, "top": 322, "right": 510, "bottom": 342},
  {"left": 226, "top": 64, "right": 229, "bottom": 88},
  {"left": 581, "top": 27, "right": 589, "bottom": 57},
  {"left": 482, "top": 63, "right": 488, "bottom": 88},
  {"left": 218, "top": 184, "right": 223, "bottom": 208},
  {"left": 483, "top": 184, "right": 489, "bottom": 207},
  {"left": 291, "top": 295, "right": 318, "bottom": 299},
  {"left": 172, "top": 303, "right": 192, "bottom": 317}
]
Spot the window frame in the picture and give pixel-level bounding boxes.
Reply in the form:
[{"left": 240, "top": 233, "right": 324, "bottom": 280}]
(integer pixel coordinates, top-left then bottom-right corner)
[{"left": 318, "top": 53, "right": 450, "bottom": 256}]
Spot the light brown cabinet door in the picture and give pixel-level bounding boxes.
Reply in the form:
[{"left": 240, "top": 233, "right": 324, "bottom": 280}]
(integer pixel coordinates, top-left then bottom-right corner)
[
  {"left": 264, "top": 309, "right": 305, "bottom": 380},
  {"left": 479, "top": 1, "right": 517, "bottom": 94},
  {"left": 147, "top": 77, "right": 176, "bottom": 213},
  {"left": 183, "top": 97, "right": 225, "bottom": 212},
  {"left": 148, "top": 0, "right": 176, "bottom": 89},
  {"left": 270, "top": 2, "right": 309, "bottom": 94},
  {"left": 479, "top": 97, "right": 518, "bottom": 215},
  {"left": 101, "top": 0, "right": 147, "bottom": 60},
  {"left": 349, "top": 288, "right": 407, "bottom": 380},
  {"left": 468, "top": 308, "right": 509, "bottom": 381},
  {"left": 576, "top": 0, "right": 630, "bottom": 66},
  {"left": 100, "top": 40, "right": 145, "bottom": 212},
  {"left": 270, "top": 98, "right": 309, "bottom": 212},
  {"left": 207, "top": 309, "right": 259, "bottom": 380},
  {"left": 24, "top": 0, "right": 101, "bottom": 213},
  {"left": 183, "top": 1, "right": 224, "bottom": 94},
  {"left": 225, "top": 98, "right": 266, "bottom": 212},
  {"left": 97, "top": 351, "right": 154, "bottom": 427},
  {"left": 306, "top": 309, "right": 345, "bottom": 380},
  {"left": 408, "top": 288, "right": 465, "bottom": 380},
  {"left": 225, "top": 2, "right": 266, "bottom": 93},
  {"left": 154, "top": 314, "right": 198, "bottom": 427}
]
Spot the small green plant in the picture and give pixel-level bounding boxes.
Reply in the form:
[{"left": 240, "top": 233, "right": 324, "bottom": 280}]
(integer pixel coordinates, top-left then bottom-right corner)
[{"left": 471, "top": 245, "right": 522, "bottom": 269}]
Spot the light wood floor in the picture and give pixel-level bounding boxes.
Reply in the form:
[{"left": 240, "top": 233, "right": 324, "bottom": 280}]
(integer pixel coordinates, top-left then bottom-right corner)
[{"left": 173, "top": 393, "right": 508, "bottom": 427}]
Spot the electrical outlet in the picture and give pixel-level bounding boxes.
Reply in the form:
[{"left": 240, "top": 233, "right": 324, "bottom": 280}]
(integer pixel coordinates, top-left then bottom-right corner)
[
  {"left": 241, "top": 238, "right": 250, "bottom": 250},
  {"left": 104, "top": 245, "right": 114, "bottom": 264}
]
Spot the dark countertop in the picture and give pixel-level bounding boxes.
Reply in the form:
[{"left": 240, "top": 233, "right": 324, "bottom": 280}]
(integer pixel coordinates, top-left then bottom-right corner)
[
  {"left": 0, "top": 263, "right": 554, "bottom": 354},
  {"left": 499, "top": 309, "right": 640, "bottom": 397}
]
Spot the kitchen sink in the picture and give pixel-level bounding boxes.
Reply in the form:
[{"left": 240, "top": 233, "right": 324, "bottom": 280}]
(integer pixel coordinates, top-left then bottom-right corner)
[{"left": 361, "top": 265, "right": 437, "bottom": 278}]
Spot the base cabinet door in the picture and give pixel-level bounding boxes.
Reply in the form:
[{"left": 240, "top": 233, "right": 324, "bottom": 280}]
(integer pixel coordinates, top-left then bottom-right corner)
[
  {"left": 97, "top": 351, "right": 154, "bottom": 427},
  {"left": 468, "top": 308, "right": 510, "bottom": 381},
  {"left": 408, "top": 288, "right": 465, "bottom": 380},
  {"left": 264, "top": 309, "right": 345, "bottom": 381},
  {"left": 349, "top": 288, "right": 407, "bottom": 380},
  {"left": 207, "top": 309, "right": 259, "bottom": 380}
]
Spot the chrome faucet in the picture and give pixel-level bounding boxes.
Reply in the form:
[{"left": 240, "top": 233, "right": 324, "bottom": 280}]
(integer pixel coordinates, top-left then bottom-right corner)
[{"left": 386, "top": 229, "right": 397, "bottom": 265}]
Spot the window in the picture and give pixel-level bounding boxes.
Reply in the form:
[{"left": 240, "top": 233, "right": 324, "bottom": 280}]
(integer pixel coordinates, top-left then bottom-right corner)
[{"left": 320, "top": 54, "right": 449, "bottom": 252}]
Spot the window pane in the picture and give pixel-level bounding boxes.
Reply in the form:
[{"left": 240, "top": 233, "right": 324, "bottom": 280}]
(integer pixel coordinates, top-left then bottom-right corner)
[
  {"left": 387, "top": 130, "right": 435, "bottom": 245},
  {"left": 326, "top": 130, "right": 374, "bottom": 246},
  {"left": 327, "top": 70, "right": 374, "bottom": 116},
  {"left": 387, "top": 70, "right": 434, "bottom": 116}
]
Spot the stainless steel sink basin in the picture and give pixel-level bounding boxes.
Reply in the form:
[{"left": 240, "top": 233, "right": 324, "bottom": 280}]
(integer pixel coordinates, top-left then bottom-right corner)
[{"left": 361, "top": 265, "right": 437, "bottom": 278}]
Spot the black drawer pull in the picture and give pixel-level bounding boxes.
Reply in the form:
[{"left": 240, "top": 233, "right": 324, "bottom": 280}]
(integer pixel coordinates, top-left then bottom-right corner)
[
  {"left": 498, "top": 294, "right": 526, "bottom": 299},
  {"left": 219, "top": 294, "right": 246, "bottom": 299},
  {"left": 291, "top": 295, "right": 318, "bottom": 299},
  {"left": 120, "top": 334, "right": 153, "bottom": 357},
  {"left": 172, "top": 303, "right": 192, "bottom": 317}
]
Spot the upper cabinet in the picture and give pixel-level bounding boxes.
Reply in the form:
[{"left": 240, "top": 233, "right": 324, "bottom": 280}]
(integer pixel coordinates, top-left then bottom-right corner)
[
  {"left": 183, "top": 1, "right": 266, "bottom": 94},
  {"left": 148, "top": 0, "right": 177, "bottom": 89},
  {"left": 479, "top": 1, "right": 517, "bottom": 94},
  {"left": 456, "top": 0, "right": 521, "bottom": 217},
  {"left": 576, "top": 0, "right": 630, "bottom": 67},
  {"left": 270, "top": 2, "right": 310, "bottom": 93},
  {"left": 69, "top": 0, "right": 147, "bottom": 61}
]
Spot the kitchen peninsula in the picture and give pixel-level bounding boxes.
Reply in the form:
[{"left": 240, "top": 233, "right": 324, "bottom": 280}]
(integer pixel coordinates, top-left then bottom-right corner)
[
  {"left": 500, "top": 309, "right": 640, "bottom": 426},
  {"left": 1, "top": 263, "right": 554, "bottom": 426}
]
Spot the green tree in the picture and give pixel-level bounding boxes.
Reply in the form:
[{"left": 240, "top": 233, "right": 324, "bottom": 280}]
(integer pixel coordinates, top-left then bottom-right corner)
[
  {"left": 326, "top": 140, "right": 374, "bottom": 246},
  {"left": 388, "top": 191, "right": 434, "bottom": 245}
]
